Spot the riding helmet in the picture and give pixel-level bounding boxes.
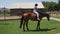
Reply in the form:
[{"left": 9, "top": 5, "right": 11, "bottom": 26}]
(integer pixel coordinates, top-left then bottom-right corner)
[{"left": 35, "top": 3, "right": 38, "bottom": 6}]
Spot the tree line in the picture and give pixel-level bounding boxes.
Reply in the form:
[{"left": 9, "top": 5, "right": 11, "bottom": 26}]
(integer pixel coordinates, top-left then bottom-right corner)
[{"left": 42, "top": 1, "right": 60, "bottom": 11}]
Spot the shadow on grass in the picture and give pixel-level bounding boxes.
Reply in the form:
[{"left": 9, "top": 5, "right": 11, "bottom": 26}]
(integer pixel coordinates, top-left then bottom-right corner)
[{"left": 24, "top": 28, "right": 56, "bottom": 32}]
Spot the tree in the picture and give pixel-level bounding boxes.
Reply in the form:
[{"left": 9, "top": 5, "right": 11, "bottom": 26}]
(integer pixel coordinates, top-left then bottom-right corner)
[
  {"left": 42, "top": 1, "right": 57, "bottom": 11},
  {"left": 58, "top": 0, "right": 60, "bottom": 10},
  {"left": 42, "top": 1, "right": 60, "bottom": 11},
  {"left": 58, "top": 0, "right": 60, "bottom": 4}
]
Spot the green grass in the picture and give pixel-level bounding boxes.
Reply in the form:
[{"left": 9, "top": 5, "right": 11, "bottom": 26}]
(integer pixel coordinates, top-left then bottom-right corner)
[{"left": 0, "top": 19, "right": 60, "bottom": 34}]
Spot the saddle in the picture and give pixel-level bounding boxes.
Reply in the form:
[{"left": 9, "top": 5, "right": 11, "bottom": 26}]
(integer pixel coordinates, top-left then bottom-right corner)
[{"left": 33, "top": 13, "right": 37, "bottom": 19}]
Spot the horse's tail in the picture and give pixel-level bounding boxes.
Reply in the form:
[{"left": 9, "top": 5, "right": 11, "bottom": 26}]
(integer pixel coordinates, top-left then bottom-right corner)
[{"left": 20, "top": 15, "right": 24, "bottom": 28}]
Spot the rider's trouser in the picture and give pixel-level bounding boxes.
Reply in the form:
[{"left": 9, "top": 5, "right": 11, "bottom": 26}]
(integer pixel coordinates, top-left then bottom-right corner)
[{"left": 34, "top": 12, "right": 40, "bottom": 20}]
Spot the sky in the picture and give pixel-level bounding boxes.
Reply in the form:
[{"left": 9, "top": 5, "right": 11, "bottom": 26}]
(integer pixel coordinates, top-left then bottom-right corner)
[{"left": 0, "top": 0, "right": 58, "bottom": 8}]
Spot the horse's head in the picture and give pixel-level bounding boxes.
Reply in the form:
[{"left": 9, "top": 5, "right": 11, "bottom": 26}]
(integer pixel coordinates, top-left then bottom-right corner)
[
  {"left": 39, "top": 12, "right": 50, "bottom": 21},
  {"left": 46, "top": 13, "right": 50, "bottom": 21}
]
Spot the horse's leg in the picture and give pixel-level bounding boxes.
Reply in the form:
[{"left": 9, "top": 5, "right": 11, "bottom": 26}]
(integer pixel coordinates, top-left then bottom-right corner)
[
  {"left": 38, "top": 18, "right": 42, "bottom": 30},
  {"left": 36, "top": 20, "right": 40, "bottom": 30},
  {"left": 38, "top": 21, "right": 40, "bottom": 30},
  {"left": 26, "top": 21, "right": 29, "bottom": 31},
  {"left": 23, "top": 21, "right": 26, "bottom": 31},
  {"left": 37, "top": 18, "right": 42, "bottom": 30}
]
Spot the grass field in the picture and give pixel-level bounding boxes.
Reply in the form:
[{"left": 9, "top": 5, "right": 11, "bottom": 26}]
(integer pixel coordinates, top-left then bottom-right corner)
[{"left": 0, "top": 19, "right": 60, "bottom": 34}]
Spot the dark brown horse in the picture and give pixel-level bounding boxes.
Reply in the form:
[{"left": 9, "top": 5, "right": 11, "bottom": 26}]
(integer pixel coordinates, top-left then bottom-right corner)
[{"left": 20, "top": 11, "right": 50, "bottom": 31}]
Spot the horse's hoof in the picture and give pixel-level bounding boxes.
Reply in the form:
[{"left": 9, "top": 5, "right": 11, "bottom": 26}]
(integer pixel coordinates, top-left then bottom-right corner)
[
  {"left": 23, "top": 30, "right": 25, "bottom": 31},
  {"left": 36, "top": 28, "right": 38, "bottom": 30},
  {"left": 39, "top": 28, "right": 40, "bottom": 30},
  {"left": 23, "top": 29, "right": 25, "bottom": 31},
  {"left": 27, "top": 29, "right": 29, "bottom": 31},
  {"left": 20, "top": 26, "right": 22, "bottom": 28},
  {"left": 20, "top": 27, "right": 21, "bottom": 28}
]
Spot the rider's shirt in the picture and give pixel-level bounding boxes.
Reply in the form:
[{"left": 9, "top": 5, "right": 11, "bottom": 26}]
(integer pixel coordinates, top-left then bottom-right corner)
[{"left": 33, "top": 8, "right": 37, "bottom": 13}]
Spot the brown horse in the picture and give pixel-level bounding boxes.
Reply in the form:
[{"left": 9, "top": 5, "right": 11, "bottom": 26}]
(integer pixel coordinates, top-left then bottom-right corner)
[{"left": 20, "top": 11, "right": 50, "bottom": 31}]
